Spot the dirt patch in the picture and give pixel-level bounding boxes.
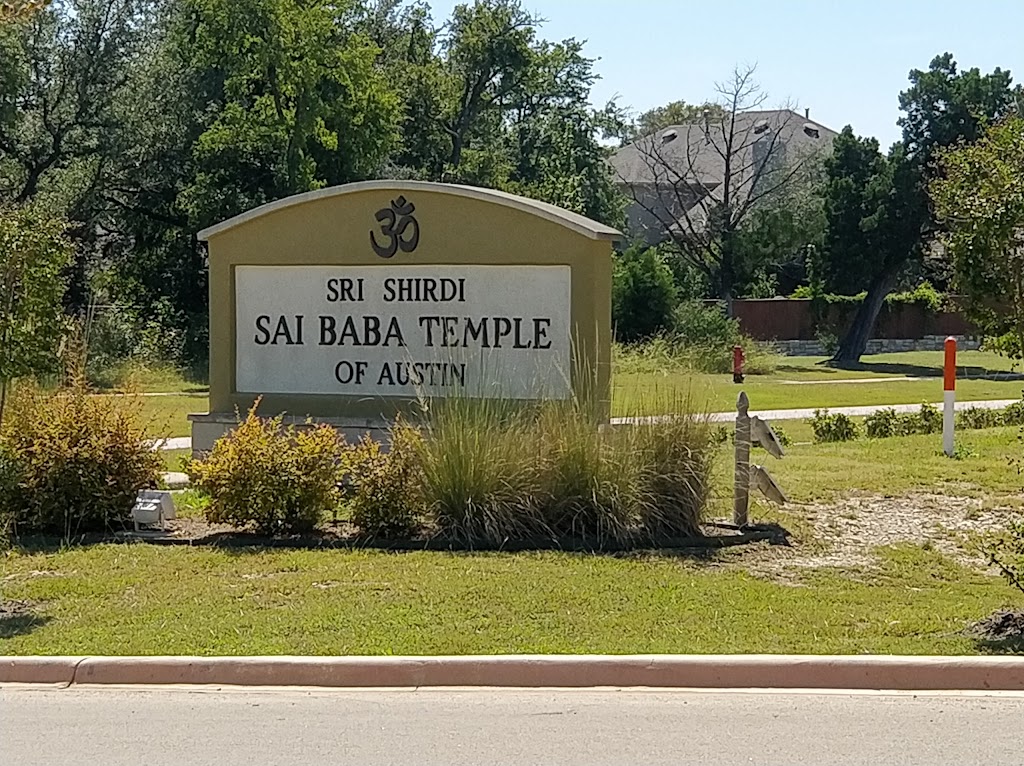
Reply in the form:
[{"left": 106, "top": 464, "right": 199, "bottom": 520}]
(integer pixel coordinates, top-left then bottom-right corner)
[
  {"left": 0, "top": 599, "right": 36, "bottom": 618},
  {"left": 745, "top": 493, "right": 1022, "bottom": 579}
]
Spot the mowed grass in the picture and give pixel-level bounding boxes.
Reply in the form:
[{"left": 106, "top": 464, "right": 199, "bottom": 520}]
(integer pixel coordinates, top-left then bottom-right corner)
[
  {"left": 3, "top": 420, "right": 1021, "bottom": 656},
  {"left": 0, "top": 542, "right": 1016, "bottom": 656},
  {"left": 117, "top": 350, "right": 1023, "bottom": 436},
  {"left": 8, "top": 350, "right": 1012, "bottom": 657},
  {"left": 716, "top": 425, "right": 1024, "bottom": 505},
  {"left": 615, "top": 349, "right": 1024, "bottom": 416}
]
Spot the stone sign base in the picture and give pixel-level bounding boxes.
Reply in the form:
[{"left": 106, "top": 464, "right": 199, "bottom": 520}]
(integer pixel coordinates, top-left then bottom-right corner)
[{"left": 188, "top": 412, "right": 390, "bottom": 458}]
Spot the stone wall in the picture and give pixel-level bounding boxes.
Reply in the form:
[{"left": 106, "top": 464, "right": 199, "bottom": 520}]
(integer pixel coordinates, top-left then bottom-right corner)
[{"left": 772, "top": 335, "right": 982, "bottom": 357}]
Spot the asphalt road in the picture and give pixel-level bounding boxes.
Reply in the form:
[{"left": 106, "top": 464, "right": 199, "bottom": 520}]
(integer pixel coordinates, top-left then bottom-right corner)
[{"left": 2, "top": 687, "right": 1022, "bottom": 766}]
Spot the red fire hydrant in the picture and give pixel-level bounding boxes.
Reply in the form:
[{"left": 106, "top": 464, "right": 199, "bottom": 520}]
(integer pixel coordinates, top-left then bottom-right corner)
[{"left": 733, "top": 345, "right": 745, "bottom": 384}]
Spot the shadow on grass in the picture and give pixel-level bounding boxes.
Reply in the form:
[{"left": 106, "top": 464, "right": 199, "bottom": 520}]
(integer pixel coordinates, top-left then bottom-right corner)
[
  {"left": 822, "top": 359, "right": 1024, "bottom": 381},
  {"left": 0, "top": 602, "right": 50, "bottom": 639},
  {"left": 777, "top": 364, "right": 844, "bottom": 376},
  {"left": 976, "top": 636, "right": 1024, "bottom": 655},
  {"left": 969, "top": 609, "right": 1024, "bottom": 655}
]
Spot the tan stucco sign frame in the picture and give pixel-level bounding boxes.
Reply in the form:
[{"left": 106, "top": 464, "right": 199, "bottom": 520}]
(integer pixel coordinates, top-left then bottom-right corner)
[{"left": 190, "top": 181, "right": 620, "bottom": 450}]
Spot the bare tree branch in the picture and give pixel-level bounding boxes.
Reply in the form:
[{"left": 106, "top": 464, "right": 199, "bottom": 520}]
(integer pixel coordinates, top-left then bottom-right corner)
[{"left": 616, "top": 63, "right": 823, "bottom": 306}]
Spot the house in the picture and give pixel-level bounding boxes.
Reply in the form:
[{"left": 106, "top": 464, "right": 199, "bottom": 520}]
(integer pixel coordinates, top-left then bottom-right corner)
[{"left": 610, "top": 109, "right": 839, "bottom": 246}]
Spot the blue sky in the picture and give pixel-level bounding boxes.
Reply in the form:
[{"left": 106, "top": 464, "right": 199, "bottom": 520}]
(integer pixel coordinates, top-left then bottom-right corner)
[{"left": 425, "top": 0, "right": 1023, "bottom": 146}]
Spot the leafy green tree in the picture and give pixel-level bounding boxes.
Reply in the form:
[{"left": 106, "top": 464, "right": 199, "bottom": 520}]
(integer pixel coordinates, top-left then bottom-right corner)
[
  {"left": 612, "top": 244, "right": 678, "bottom": 342},
  {"left": 826, "top": 53, "right": 1020, "bottom": 364},
  {"left": 0, "top": 0, "right": 145, "bottom": 206},
  {"left": 632, "top": 100, "right": 724, "bottom": 141},
  {"left": 0, "top": 205, "right": 71, "bottom": 423},
  {"left": 932, "top": 114, "right": 1024, "bottom": 359},
  {"left": 174, "top": 0, "right": 401, "bottom": 230}
]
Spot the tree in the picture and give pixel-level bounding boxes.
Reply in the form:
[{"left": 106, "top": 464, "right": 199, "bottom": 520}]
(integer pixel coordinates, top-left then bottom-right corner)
[
  {"left": 612, "top": 243, "right": 677, "bottom": 342},
  {"left": 0, "top": 205, "right": 71, "bottom": 424},
  {"left": 618, "top": 65, "right": 823, "bottom": 312},
  {"left": 823, "top": 136, "right": 927, "bottom": 362},
  {"left": 932, "top": 114, "right": 1024, "bottom": 359},
  {"left": 0, "top": 0, "right": 51, "bottom": 23},
  {"left": 826, "top": 53, "right": 1020, "bottom": 365},
  {"left": 732, "top": 155, "right": 826, "bottom": 296},
  {"left": 632, "top": 100, "right": 724, "bottom": 141},
  {"left": 436, "top": 0, "right": 536, "bottom": 175},
  {"left": 0, "top": 0, "right": 146, "bottom": 205},
  {"left": 174, "top": 0, "right": 402, "bottom": 230}
]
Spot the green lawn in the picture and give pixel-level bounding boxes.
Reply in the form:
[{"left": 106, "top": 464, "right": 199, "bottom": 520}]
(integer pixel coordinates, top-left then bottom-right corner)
[
  {"left": 0, "top": 541, "right": 1016, "bottom": 656},
  {"left": 140, "top": 395, "right": 208, "bottom": 438},
  {"left": 736, "top": 426, "right": 1023, "bottom": 504},
  {"left": 134, "top": 350, "right": 1024, "bottom": 437},
  {"left": 616, "top": 350, "right": 1024, "bottom": 416},
  {"left": 2, "top": 417, "right": 1019, "bottom": 656}
]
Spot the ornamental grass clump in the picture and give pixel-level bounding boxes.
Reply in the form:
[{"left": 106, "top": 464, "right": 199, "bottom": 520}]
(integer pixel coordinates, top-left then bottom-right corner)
[{"left": 413, "top": 393, "right": 715, "bottom": 548}]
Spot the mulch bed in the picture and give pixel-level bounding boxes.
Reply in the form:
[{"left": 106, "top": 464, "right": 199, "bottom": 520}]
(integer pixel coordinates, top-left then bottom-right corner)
[{"left": 103, "top": 517, "right": 791, "bottom": 553}]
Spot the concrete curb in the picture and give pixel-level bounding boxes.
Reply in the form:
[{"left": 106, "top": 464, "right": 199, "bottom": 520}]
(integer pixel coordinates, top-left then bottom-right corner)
[
  {"left": 5, "top": 655, "right": 1024, "bottom": 690},
  {"left": 0, "top": 656, "right": 85, "bottom": 685}
]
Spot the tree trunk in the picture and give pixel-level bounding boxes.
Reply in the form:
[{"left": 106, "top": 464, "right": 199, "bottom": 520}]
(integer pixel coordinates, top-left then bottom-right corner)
[
  {"left": 831, "top": 268, "right": 898, "bottom": 366},
  {"left": 0, "top": 378, "right": 8, "bottom": 430}
]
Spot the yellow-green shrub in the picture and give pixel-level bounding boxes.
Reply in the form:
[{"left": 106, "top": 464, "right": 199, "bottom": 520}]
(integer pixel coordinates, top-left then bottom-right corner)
[
  {"left": 189, "top": 406, "right": 345, "bottom": 535},
  {"left": 347, "top": 423, "right": 424, "bottom": 537},
  {"left": 0, "top": 383, "right": 161, "bottom": 536}
]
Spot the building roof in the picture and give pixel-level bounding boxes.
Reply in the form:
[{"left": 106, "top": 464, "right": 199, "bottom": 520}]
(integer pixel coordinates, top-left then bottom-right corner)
[{"left": 610, "top": 109, "right": 839, "bottom": 188}]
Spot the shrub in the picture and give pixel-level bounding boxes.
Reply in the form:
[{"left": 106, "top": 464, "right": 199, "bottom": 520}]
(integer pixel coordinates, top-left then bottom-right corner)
[
  {"left": 957, "top": 407, "right": 1004, "bottom": 431},
  {"left": 347, "top": 424, "right": 424, "bottom": 537},
  {"left": 1003, "top": 399, "right": 1024, "bottom": 427},
  {"left": 902, "top": 403, "right": 943, "bottom": 435},
  {"left": 612, "top": 244, "right": 678, "bottom": 342},
  {"left": 0, "top": 382, "right": 162, "bottom": 536},
  {"left": 865, "top": 407, "right": 903, "bottom": 439},
  {"left": 887, "top": 281, "right": 944, "bottom": 313},
  {"left": 809, "top": 410, "right": 859, "bottom": 443},
  {"left": 987, "top": 425, "right": 1024, "bottom": 597},
  {"left": 987, "top": 518, "right": 1024, "bottom": 599},
  {"left": 671, "top": 300, "right": 739, "bottom": 349},
  {"left": 189, "top": 405, "right": 345, "bottom": 535},
  {"left": 0, "top": 445, "right": 19, "bottom": 548}
]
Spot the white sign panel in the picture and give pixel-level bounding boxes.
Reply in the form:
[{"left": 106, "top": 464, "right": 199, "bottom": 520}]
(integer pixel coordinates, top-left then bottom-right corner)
[{"left": 235, "top": 265, "right": 572, "bottom": 399}]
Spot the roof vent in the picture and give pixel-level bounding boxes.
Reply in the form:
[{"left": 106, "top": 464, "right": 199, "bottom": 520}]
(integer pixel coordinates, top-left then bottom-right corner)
[
  {"left": 661, "top": 129, "right": 678, "bottom": 144},
  {"left": 802, "top": 123, "right": 820, "bottom": 139},
  {"left": 753, "top": 119, "right": 770, "bottom": 134}
]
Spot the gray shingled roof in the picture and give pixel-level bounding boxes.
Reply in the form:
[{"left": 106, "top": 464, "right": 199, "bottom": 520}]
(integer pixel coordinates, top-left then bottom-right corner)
[{"left": 610, "top": 109, "right": 838, "bottom": 187}]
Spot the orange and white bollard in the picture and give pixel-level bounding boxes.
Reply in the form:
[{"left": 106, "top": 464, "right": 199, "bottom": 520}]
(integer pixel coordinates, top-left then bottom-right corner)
[{"left": 943, "top": 336, "right": 957, "bottom": 457}]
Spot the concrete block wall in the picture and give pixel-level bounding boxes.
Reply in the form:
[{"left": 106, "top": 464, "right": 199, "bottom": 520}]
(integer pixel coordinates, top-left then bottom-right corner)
[{"left": 772, "top": 335, "right": 982, "bottom": 357}]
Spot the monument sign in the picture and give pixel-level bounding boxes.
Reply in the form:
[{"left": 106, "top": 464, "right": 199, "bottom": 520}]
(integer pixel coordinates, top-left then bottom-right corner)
[{"left": 189, "top": 181, "right": 620, "bottom": 453}]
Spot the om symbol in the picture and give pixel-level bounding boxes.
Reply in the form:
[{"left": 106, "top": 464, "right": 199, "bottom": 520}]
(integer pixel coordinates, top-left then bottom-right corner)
[{"left": 370, "top": 196, "right": 420, "bottom": 258}]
